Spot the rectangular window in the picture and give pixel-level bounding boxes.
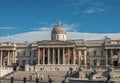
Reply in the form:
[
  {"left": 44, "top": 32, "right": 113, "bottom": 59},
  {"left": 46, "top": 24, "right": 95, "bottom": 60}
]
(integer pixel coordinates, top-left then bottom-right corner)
[
  {"left": 23, "top": 52, "right": 25, "bottom": 56},
  {"left": 81, "top": 51, "right": 84, "bottom": 55},
  {"left": 113, "top": 50, "right": 118, "bottom": 55},
  {"left": 87, "top": 60, "right": 90, "bottom": 66},
  {"left": 30, "top": 51, "right": 31, "bottom": 56},
  {"left": 16, "top": 60, "right": 19, "bottom": 65},
  {"left": 107, "top": 50, "right": 111, "bottom": 55},
  {"left": 100, "top": 60, "right": 105, "bottom": 66},
  {"left": 94, "top": 60, "right": 97, "bottom": 66},
  {"left": 23, "top": 60, "right": 26, "bottom": 65},
  {"left": 65, "top": 48, "right": 68, "bottom": 53},
  {"left": 34, "top": 51, "right": 36, "bottom": 57},
  {"left": 101, "top": 51, "right": 103, "bottom": 56},
  {"left": 17, "top": 52, "right": 19, "bottom": 58},
  {"left": 29, "top": 60, "right": 31, "bottom": 64},
  {"left": 80, "top": 60, "right": 84, "bottom": 65},
  {"left": 94, "top": 50, "right": 96, "bottom": 55},
  {"left": 87, "top": 51, "right": 89, "bottom": 55}
]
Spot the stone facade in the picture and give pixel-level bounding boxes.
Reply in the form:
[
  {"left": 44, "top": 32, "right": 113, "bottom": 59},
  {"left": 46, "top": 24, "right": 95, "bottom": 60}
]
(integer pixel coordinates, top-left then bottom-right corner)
[{"left": 0, "top": 22, "right": 120, "bottom": 68}]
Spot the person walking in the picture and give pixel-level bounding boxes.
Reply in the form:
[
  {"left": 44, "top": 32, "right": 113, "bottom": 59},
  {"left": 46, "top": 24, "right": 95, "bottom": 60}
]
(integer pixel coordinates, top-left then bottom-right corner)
[
  {"left": 41, "top": 74, "right": 43, "bottom": 80},
  {"left": 48, "top": 75, "right": 53, "bottom": 83}
]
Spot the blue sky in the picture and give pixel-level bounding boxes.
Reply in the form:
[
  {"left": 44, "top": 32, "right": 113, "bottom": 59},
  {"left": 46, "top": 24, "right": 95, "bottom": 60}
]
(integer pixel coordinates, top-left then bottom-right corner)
[{"left": 0, "top": 0, "right": 120, "bottom": 36}]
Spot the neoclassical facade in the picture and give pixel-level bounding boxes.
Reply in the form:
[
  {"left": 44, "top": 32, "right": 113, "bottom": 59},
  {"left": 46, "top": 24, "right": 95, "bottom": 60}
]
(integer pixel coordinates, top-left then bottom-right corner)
[{"left": 0, "top": 22, "right": 120, "bottom": 68}]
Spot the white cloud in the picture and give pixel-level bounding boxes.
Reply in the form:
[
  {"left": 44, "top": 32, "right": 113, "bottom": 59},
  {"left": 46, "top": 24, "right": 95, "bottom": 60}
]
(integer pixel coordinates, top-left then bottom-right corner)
[
  {"left": 34, "top": 21, "right": 48, "bottom": 25},
  {"left": 84, "top": 8, "right": 105, "bottom": 14},
  {"left": 0, "top": 27, "right": 15, "bottom": 30},
  {"left": 84, "top": 9, "right": 96, "bottom": 14},
  {"left": 66, "top": 0, "right": 110, "bottom": 15},
  {"left": 31, "top": 27, "right": 52, "bottom": 31},
  {"left": 32, "top": 22, "right": 78, "bottom": 32},
  {"left": 0, "top": 31, "right": 120, "bottom": 43}
]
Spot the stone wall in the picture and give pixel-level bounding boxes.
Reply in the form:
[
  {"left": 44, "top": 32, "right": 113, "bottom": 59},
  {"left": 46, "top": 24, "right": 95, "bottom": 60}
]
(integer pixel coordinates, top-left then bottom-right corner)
[
  {"left": 0, "top": 67, "right": 13, "bottom": 78},
  {"left": 25, "top": 64, "right": 77, "bottom": 71}
]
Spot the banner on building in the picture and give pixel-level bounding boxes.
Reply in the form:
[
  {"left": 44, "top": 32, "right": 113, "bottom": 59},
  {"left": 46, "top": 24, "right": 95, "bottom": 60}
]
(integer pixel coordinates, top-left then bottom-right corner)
[
  {"left": 70, "top": 49, "right": 73, "bottom": 60},
  {"left": 39, "top": 49, "right": 43, "bottom": 60}
]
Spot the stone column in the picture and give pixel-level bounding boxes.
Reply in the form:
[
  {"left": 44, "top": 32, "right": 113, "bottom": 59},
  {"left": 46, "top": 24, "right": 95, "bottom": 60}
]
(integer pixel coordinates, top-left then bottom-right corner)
[
  {"left": 58, "top": 48, "right": 60, "bottom": 64},
  {"left": 1, "top": 50, "right": 3, "bottom": 67},
  {"left": 14, "top": 51, "right": 16, "bottom": 63},
  {"left": 30, "top": 50, "right": 33, "bottom": 64},
  {"left": 78, "top": 51, "right": 81, "bottom": 65},
  {"left": 38, "top": 49, "right": 40, "bottom": 65},
  {"left": 12, "top": 51, "right": 14, "bottom": 63},
  {"left": 68, "top": 48, "right": 70, "bottom": 65},
  {"left": 43, "top": 48, "right": 45, "bottom": 65},
  {"left": 73, "top": 48, "right": 75, "bottom": 65},
  {"left": 53, "top": 48, "right": 55, "bottom": 64},
  {"left": 7, "top": 51, "right": 10, "bottom": 66},
  {"left": 84, "top": 50, "right": 87, "bottom": 67},
  {"left": 63, "top": 48, "right": 65, "bottom": 65},
  {"left": 48, "top": 48, "right": 50, "bottom": 65},
  {"left": 111, "top": 49, "right": 113, "bottom": 65},
  {"left": 105, "top": 50, "right": 108, "bottom": 66}
]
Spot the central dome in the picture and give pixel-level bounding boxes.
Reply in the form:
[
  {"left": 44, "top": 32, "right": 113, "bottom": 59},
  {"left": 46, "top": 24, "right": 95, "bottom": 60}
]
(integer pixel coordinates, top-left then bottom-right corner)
[
  {"left": 51, "top": 21, "right": 66, "bottom": 34},
  {"left": 51, "top": 21, "right": 66, "bottom": 41}
]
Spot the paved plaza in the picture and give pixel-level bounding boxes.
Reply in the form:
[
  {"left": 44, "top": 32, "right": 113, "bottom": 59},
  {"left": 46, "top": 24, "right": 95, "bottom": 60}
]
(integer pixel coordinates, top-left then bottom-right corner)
[
  {"left": 1, "top": 68, "right": 120, "bottom": 83},
  {"left": 1, "top": 70, "right": 67, "bottom": 83}
]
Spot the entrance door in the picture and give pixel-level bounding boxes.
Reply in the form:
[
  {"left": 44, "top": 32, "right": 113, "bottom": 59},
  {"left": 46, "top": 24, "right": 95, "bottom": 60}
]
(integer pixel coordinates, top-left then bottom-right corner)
[
  {"left": 45, "top": 57, "right": 48, "bottom": 64},
  {"left": 113, "top": 61, "right": 118, "bottom": 66},
  {"left": 5, "top": 61, "right": 7, "bottom": 66}
]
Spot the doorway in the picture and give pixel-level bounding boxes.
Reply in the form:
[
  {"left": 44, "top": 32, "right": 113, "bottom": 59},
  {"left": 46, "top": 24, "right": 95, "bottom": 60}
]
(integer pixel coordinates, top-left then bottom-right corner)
[{"left": 113, "top": 61, "right": 118, "bottom": 66}]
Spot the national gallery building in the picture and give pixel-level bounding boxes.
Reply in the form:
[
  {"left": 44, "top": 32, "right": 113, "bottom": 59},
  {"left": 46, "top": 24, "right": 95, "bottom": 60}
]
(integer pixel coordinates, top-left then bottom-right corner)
[{"left": 0, "top": 22, "right": 120, "bottom": 70}]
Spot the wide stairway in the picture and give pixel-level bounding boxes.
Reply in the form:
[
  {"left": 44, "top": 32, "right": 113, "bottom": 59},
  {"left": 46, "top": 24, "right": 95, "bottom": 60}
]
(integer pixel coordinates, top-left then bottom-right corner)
[{"left": 10, "top": 70, "right": 68, "bottom": 83}]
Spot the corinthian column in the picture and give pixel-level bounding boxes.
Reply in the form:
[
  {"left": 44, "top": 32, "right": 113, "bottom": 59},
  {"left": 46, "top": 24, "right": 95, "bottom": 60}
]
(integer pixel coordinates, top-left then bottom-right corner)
[
  {"left": 111, "top": 50, "right": 113, "bottom": 65},
  {"left": 58, "top": 48, "right": 60, "bottom": 64},
  {"left": 1, "top": 51, "right": 3, "bottom": 67},
  {"left": 68, "top": 48, "right": 70, "bottom": 65},
  {"left": 73, "top": 48, "right": 75, "bottom": 65},
  {"left": 84, "top": 50, "right": 87, "bottom": 67},
  {"left": 38, "top": 49, "right": 40, "bottom": 65},
  {"left": 63, "top": 48, "right": 65, "bottom": 65},
  {"left": 7, "top": 51, "right": 10, "bottom": 66},
  {"left": 12, "top": 51, "right": 14, "bottom": 63},
  {"left": 105, "top": 50, "right": 108, "bottom": 66}
]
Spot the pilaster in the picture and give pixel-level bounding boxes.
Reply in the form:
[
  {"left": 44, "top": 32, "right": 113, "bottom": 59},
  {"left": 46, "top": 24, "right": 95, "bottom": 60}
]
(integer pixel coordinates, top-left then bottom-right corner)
[{"left": 1, "top": 51, "right": 3, "bottom": 67}]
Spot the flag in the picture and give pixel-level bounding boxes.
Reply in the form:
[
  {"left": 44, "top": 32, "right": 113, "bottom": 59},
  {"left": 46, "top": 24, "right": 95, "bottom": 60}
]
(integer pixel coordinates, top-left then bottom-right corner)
[
  {"left": 39, "top": 49, "right": 43, "bottom": 60},
  {"left": 70, "top": 49, "right": 73, "bottom": 60}
]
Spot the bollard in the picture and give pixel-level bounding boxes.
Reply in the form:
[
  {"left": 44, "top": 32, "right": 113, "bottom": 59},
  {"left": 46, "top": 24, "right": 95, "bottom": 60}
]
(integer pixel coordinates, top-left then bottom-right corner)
[
  {"left": 11, "top": 77, "right": 14, "bottom": 83},
  {"left": 23, "top": 77, "right": 26, "bottom": 83},
  {"left": 36, "top": 78, "right": 39, "bottom": 83}
]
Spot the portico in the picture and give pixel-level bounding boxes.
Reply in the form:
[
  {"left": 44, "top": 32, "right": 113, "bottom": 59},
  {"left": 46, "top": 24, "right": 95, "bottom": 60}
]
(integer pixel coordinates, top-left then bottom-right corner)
[
  {"left": 0, "top": 50, "right": 16, "bottom": 67},
  {"left": 105, "top": 46, "right": 120, "bottom": 66},
  {"left": 37, "top": 41, "right": 76, "bottom": 65}
]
